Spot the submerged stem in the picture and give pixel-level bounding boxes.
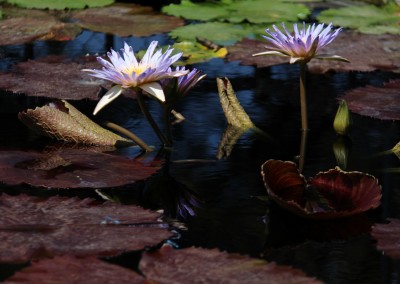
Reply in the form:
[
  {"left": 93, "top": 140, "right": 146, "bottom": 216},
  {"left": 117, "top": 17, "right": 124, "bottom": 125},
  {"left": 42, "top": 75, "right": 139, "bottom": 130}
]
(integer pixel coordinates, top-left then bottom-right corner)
[{"left": 136, "top": 91, "right": 171, "bottom": 147}]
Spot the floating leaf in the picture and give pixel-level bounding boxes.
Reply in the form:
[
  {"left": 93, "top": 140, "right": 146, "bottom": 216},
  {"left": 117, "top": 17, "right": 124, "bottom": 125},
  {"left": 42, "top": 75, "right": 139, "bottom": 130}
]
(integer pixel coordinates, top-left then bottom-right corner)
[
  {"left": 371, "top": 219, "right": 400, "bottom": 259},
  {"left": 169, "top": 22, "right": 264, "bottom": 46},
  {"left": 317, "top": 2, "right": 400, "bottom": 34},
  {"left": 227, "top": 32, "right": 400, "bottom": 73},
  {"left": 261, "top": 159, "right": 382, "bottom": 219},
  {"left": 0, "top": 56, "right": 110, "bottom": 100},
  {"left": 4, "top": 256, "right": 145, "bottom": 283},
  {"left": 0, "top": 147, "right": 163, "bottom": 189},
  {"left": 174, "top": 41, "right": 228, "bottom": 65},
  {"left": 341, "top": 79, "right": 400, "bottom": 120},
  {"left": 163, "top": 0, "right": 309, "bottom": 24},
  {"left": 6, "top": 0, "right": 114, "bottom": 10},
  {"left": 140, "top": 245, "right": 323, "bottom": 283},
  {"left": 19, "top": 100, "right": 133, "bottom": 147},
  {"left": 72, "top": 3, "right": 184, "bottom": 37},
  {"left": 0, "top": 194, "right": 172, "bottom": 263}
]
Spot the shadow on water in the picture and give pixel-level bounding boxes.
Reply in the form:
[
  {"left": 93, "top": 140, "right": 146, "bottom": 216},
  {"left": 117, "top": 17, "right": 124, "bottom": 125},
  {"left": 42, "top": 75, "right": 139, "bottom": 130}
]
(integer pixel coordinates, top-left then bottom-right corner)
[{"left": 1, "top": 29, "right": 400, "bottom": 283}]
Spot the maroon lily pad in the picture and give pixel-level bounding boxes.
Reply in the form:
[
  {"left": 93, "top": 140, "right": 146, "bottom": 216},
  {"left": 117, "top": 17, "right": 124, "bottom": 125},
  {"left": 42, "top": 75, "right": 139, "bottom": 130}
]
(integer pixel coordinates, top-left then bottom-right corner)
[
  {"left": 0, "top": 147, "right": 162, "bottom": 189},
  {"left": 4, "top": 256, "right": 144, "bottom": 283},
  {"left": 340, "top": 79, "right": 400, "bottom": 121},
  {"left": 140, "top": 245, "right": 323, "bottom": 283},
  {"left": 261, "top": 159, "right": 382, "bottom": 219},
  {"left": 0, "top": 194, "right": 173, "bottom": 263},
  {"left": 227, "top": 31, "right": 400, "bottom": 73},
  {"left": 0, "top": 56, "right": 111, "bottom": 100},
  {"left": 72, "top": 3, "right": 184, "bottom": 37},
  {"left": 371, "top": 219, "right": 400, "bottom": 260}
]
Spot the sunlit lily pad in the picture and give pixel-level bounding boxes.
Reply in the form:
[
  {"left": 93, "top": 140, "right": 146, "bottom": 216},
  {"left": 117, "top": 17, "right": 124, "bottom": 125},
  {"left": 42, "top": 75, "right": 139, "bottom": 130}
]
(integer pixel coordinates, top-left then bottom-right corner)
[
  {"left": 6, "top": 0, "right": 114, "bottom": 9},
  {"left": 261, "top": 159, "right": 382, "bottom": 219},
  {"left": 227, "top": 31, "right": 400, "bottom": 73},
  {"left": 0, "top": 56, "right": 110, "bottom": 100},
  {"left": 0, "top": 147, "right": 163, "bottom": 189},
  {"left": 317, "top": 2, "right": 400, "bottom": 34},
  {"left": 162, "top": 0, "right": 309, "bottom": 24},
  {"left": 140, "top": 245, "right": 323, "bottom": 283},
  {"left": 371, "top": 219, "right": 400, "bottom": 259},
  {"left": 4, "top": 255, "right": 145, "bottom": 283},
  {"left": 0, "top": 194, "right": 172, "bottom": 263},
  {"left": 341, "top": 79, "right": 400, "bottom": 120},
  {"left": 72, "top": 3, "right": 184, "bottom": 37}
]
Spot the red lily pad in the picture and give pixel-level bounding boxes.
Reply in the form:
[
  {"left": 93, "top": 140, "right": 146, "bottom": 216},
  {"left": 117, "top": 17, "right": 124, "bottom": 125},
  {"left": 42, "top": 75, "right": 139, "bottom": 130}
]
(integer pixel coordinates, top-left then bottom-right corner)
[
  {"left": 4, "top": 256, "right": 144, "bottom": 283},
  {"left": 0, "top": 56, "right": 110, "bottom": 100},
  {"left": 0, "top": 194, "right": 173, "bottom": 263},
  {"left": 371, "top": 219, "right": 400, "bottom": 260},
  {"left": 261, "top": 159, "right": 382, "bottom": 219},
  {"left": 140, "top": 245, "right": 323, "bottom": 283},
  {"left": 0, "top": 147, "right": 162, "bottom": 189},
  {"left": 341, "top": 79, "right": 400, "bottom": 121},
  {"left": 227, "top": 31, "right": 400, "bottom": 73},
  {"left": 72, "top": 3, "right": 184, "bottom": 37}
]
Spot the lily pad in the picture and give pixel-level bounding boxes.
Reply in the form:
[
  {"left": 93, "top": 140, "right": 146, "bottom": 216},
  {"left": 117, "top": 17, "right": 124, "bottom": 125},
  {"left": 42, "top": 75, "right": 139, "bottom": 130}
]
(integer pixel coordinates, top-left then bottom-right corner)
[
  {"left": 317, "top": 2, "right": 400, "bottom": 34},
  {"left": 261, "top": 159, "right": 382, "bottom": 219},
  {"left": 162, "top": 0, "right": 309, "bottom": 24},
  {"left": 173, "top": 41, "right": 228, "bottom": 65},
  {"left": 371, "top": 219, "right": 400, "bottom": 259},
  {"left": 0, "top": 56, "right": 110, "bottom": 100},
  {"left": 0, "top": 194, "right": 172, "bottom": 263},
  {"left": 140, "top": 245, "right": 323, "bottom": 283},
  {"left": 4, "top": 255, "right": 145, "bottom": 283},
  {"left": 6, "top": 0, "right": 114, "bottom": 10},
  {"left": 0, "top": 147, "right": 163, "bottom": 189},
  {"left": 227, "top": 31, "right": 400, "bottom": 73},
  {"left": 72, "top": 3, "right": 184, "bottom": 37},
  {"left": 341, "top": 79, "right": 400, "bottom": 120}
]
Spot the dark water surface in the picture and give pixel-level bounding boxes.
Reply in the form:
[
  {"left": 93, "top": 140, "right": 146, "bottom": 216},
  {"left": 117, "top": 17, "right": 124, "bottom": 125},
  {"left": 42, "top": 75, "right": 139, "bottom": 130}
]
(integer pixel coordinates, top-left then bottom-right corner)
[{"left": 1, "top": 30, "right": 400, "bottom": 283}]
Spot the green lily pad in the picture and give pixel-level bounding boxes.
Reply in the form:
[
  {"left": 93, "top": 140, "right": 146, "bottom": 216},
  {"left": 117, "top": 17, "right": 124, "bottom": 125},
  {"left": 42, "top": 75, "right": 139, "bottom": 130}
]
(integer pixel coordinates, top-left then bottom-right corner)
[
  {"left": 317, "top": 2, "right": 400, "bottom": 34},
  {"left": 72, "top": 3, "right": 184, "bottom": 37},
  {"left": 5, "top": 0, "right": 114, "bottom": 10},
  {"left": 163, "top": 0, "right": 310, "bottom": 24},
  {"left": 173, "top": 41, "right": 228, "bottom": 65},
  {"left": 169, "top": 22, "right": 265, "bottom": 46}
]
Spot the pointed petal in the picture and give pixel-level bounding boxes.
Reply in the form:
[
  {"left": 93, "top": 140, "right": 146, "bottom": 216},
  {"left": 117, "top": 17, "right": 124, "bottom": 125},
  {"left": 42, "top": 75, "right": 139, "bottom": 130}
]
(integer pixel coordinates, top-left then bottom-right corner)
[
  {"left": 315, "top": 55, "right": 350, "bottom": 63},
  {"left": 93, "top": 85, "right": 123, "bottom": 115},
  {"left": 252, "top": 51, "right": 289, "bottom": 57},
  {"left": 139, "top": 82, "right": 165, "bottom": 102}
]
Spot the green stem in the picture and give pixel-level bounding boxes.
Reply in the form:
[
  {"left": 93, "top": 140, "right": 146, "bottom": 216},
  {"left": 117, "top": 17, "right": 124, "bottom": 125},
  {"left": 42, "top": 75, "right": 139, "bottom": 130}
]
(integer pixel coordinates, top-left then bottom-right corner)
[
  {"left": 136, "top": 91, "right": 171, "bottom": 147},
  {"left": 163, "top": 107, "right": 173, "bottom": 146},
  {"left": 299, "top": 129, "right": 308, "bottom": 173},
  {"left": 102, "top": 121, "right": 153, "bottom": 152},
  {"left": 299, "top": 62, "right": 308, "bottom": 132}
]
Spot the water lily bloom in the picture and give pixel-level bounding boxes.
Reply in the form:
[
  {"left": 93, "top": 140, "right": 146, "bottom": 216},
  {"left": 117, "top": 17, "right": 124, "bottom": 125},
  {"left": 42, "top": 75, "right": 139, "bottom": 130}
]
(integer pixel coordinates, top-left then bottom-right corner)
[
  {"left": 83, "top": 41, "right": 188, "bottom": 115},
  {"left": 160, "top": 66, "right": 206, "bottom": 105},
  {"left": 253, "top": 22, "right": 349, "bottom": 64}
]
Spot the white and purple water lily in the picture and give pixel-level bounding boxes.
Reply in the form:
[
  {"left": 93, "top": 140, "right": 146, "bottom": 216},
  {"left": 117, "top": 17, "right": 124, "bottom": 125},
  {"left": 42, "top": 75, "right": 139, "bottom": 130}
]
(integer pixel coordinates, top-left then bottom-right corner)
[
  {"left": 83, "top": 41, "right": 188, "bottom": 115},
  {"left": 253, "top": 22, "right": 349, "bottom": 64}
]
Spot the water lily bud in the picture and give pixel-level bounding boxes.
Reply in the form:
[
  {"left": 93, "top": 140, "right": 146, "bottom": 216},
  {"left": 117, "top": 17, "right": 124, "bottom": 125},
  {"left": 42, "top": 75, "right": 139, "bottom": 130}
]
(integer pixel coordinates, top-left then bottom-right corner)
[{"left": 333, "top": 100, "right": 351, "bottom": 135}]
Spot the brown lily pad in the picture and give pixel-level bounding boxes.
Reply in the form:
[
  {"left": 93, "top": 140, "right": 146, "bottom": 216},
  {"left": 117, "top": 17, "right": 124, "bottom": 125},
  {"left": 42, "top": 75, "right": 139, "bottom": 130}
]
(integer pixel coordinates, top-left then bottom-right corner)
[
  {"left": 4, "top": 255, "right": 145, "bottom": 283},
  {"left": 72, "top": 3, "right": 184, "bottom": 37},
  {"left": 341, "top": 79, "right": 400, "bottom": 120},
  {"left": 227, "top": 31, "right": 400, "bottom": 73},
  {"left": 0, "top": 147, "right": 162, "bottom": 189},
  {"left": 371, "top": 219, "right": 400, "bottom": 260},
  {"left": 261, "top": 159, "right": 382, "bottom": 219},
  {"left": 0, "top": 56, "right": 111, "bottom": 100},
  {"left": 0, "top": 194, "right": 173, "bottom": 263},
  {"left": 140, "top": 245, "right": 323, "bottom": 284}
]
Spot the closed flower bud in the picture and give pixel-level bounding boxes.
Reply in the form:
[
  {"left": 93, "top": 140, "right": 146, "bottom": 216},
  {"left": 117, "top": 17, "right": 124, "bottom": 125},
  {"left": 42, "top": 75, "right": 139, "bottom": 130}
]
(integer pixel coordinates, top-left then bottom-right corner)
[{"left": 333, "top": 100, "right": 351, "bottom": 135}]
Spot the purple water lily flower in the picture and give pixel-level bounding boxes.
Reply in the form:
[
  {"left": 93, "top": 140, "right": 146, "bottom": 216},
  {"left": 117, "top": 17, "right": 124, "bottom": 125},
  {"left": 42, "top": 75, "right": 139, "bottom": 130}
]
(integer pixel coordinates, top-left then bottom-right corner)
[
  {"left": 253, "top": 22, "right": 349, "bottom": 64},
  {"left": 83, "top": 41, "right": 188, "bottom": 115}
]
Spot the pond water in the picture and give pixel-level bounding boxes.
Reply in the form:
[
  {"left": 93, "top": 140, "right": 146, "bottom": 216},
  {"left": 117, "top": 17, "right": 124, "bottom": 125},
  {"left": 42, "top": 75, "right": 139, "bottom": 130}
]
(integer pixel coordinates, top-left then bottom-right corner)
[{"left": 1, "top": 29, "right": 400, "bottom": 283}]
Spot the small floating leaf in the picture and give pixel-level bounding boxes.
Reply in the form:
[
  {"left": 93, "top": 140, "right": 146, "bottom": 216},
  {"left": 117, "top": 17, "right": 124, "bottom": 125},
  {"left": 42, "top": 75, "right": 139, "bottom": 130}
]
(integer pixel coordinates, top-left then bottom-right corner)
[
  {"left": 0, "top": 194, "right": 172, "bottom": 263},
  {"left": 6, "top": 0, "right": 115, "bottom": 10},
  {"left": 173, "top": 41, "right": 228, "bottom": 65},
  {"left": 4, "top": 256, "right": 145, "bottom": 283},
  {"left": 371, "top": 219, "right": 400, "bottom": 259},
  {"left": 140, "top": 245, "right": 323, "bottom": 283}
]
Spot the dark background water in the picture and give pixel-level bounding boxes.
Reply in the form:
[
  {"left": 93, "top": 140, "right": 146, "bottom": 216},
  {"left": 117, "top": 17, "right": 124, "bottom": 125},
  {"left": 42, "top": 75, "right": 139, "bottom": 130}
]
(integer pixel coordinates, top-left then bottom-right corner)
[{"left": 1, "top": 28, "right": 400, "bottom": 283}]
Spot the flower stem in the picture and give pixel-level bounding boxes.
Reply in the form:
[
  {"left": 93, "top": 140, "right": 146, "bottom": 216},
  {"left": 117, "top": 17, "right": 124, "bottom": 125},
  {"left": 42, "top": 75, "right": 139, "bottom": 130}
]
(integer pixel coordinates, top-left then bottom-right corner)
[
  {"left": 299, "top": 62, "right": 308, "bottom": 132},
  {"left": 163, "top": 107, "right": 173, "bottom": 146},
  {"left": 136, "top": 91, "right": 171, "bottom": 147},
  {"left": 102, "top": 121, "right": 153, "bottom": 152},
  {"left": 298, "top": 129, "right": 308, "bottom": 173}
]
